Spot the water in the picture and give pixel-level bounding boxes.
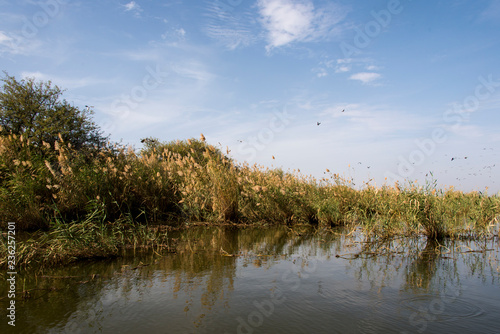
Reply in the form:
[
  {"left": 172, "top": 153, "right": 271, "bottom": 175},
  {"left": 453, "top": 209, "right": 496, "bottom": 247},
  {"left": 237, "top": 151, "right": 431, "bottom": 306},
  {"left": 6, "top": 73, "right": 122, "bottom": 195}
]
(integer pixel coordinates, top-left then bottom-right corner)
[{"left": 1, "top": 226, "right": 499, "bottom": 333}]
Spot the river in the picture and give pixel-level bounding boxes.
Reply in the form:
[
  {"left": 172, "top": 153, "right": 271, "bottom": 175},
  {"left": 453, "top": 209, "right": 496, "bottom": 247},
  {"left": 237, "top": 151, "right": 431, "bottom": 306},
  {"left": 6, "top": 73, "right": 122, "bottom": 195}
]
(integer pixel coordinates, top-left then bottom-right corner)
[{"left": 1, "top": 225, "right": 499, "bottom": 333}]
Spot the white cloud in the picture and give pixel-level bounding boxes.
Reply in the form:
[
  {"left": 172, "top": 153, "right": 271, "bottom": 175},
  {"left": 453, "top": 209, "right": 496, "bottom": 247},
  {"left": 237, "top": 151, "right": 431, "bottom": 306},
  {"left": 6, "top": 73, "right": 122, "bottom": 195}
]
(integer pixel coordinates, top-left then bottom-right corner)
[
  {"left": 160, "top": 27, "right": 187, "bottom": 46},
  {"left": 123, "top": 1, "right": 142, "bottom": 16},
  {"left": 349, "top": 72, "right": 381, "bottom": 84},
  {"left": 337, "top": 58, "right": 351, "bottom": 64},
  {"left": 259, "top": 0, "right": 314, "bottom": 47},
  {"left": 365, "top": 65, "right": 380, "bottom": 71},
  {"left": 315, "top": 58, "right": 382, "bottom": 78},
  {"left": 315, "top": 68, "right": 328, "bottom": 77},
  {"left": 0, "top": 31, "right": 12, "bottom": 43},
  {"left": 335, "top": 65, "right": 350, "bottom": 73},
  {"left": 257, "top": 0, "right": 346, "bottom": 50},
  {"left": 176, "top": 28, "right": 186, "bottom": 38},
  {"left": 20, "top": 71, "right": 47, "bottom": 81},
  {"left": 334, "top": 58, "right": 351, "bottom": 72},
  {"left": 0, "top": 30, "right": 37, "bottom": 56},
  {"left": 124, "top": 1, "right": 139, "bottom": 11},
  {"left": 0, "top": 31, "right": 17, "bottom": 55}
]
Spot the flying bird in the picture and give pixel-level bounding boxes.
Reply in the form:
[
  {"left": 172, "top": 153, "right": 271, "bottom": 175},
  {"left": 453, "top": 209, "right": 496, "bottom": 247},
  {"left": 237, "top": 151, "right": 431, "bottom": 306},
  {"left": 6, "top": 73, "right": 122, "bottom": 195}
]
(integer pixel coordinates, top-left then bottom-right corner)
[{"left": 317, "top": 122, "right": 321, "bottom": 126}]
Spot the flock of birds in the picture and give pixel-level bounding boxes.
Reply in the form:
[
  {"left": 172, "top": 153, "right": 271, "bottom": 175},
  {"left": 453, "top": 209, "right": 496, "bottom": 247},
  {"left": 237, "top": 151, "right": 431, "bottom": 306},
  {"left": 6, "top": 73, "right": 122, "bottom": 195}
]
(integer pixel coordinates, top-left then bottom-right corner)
[
  {"left": 316, "top": 109, "right": 497, "bottom": 186},
  {"left": 397, "top": 150, "right": 498, "bottom": 185},
  {"left": 232, "top": 107, "right": 497, "bottom": 189}
]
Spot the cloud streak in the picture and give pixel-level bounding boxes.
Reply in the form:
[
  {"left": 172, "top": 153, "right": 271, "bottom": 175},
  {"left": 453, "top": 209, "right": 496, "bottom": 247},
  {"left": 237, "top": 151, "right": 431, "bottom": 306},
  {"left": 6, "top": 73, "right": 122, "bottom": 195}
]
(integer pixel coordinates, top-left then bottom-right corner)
[{"left": 203, "top": 2, "right": 258, "bottom": 50}]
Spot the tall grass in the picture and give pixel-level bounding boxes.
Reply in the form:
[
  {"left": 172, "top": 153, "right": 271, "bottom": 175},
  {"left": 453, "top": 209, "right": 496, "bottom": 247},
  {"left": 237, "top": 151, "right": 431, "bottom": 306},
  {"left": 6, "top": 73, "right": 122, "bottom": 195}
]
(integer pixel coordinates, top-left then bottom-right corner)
[
  {"left": 0, "top": 200, "right": 168, "bottom": 268},
  {"left": 1, "top": 132, "right": 499, "bottom": 267}
]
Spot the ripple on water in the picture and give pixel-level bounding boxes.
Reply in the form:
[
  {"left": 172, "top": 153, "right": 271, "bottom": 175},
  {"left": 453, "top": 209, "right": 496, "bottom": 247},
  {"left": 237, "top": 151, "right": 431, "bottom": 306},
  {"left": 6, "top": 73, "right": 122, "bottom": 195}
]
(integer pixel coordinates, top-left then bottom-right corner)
[{"left": 401, "top": 294, "right": 485, "bottom": 322}]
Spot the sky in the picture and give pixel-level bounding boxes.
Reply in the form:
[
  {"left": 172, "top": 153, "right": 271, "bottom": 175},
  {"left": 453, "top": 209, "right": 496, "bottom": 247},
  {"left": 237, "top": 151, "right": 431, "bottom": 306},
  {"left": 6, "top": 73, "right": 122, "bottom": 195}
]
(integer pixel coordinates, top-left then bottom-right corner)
[{"left": 1, "top": 0, "right": 499, "bottom": 193}]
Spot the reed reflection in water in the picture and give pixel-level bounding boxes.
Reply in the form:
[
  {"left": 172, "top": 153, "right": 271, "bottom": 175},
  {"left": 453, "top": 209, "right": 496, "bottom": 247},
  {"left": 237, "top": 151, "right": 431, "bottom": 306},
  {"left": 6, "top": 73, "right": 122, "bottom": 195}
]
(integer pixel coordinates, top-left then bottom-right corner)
[{"left": 1, "top": 226, "right": 499, "bottom": 333}]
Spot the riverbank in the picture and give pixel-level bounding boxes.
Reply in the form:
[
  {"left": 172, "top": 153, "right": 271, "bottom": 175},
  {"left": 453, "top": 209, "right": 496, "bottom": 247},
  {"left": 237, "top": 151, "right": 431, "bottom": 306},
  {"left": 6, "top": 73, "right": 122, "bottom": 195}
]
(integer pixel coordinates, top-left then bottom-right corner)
[{"left": 1, "top": 134, "right": 499, "bottom": 268}]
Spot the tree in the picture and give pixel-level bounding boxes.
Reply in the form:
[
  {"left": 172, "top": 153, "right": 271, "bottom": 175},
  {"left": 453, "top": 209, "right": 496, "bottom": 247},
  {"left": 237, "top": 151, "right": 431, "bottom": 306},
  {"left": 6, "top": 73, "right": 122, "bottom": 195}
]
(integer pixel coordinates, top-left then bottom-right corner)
[{"left": 0, "top": 72, "right": 107, "bottom": 152}]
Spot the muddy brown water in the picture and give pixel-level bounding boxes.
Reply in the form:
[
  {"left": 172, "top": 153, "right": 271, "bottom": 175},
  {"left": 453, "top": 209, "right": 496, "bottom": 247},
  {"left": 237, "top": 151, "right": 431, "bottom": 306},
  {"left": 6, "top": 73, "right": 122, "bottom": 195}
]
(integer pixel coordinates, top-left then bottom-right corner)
[{"left": 1, "top": 225, "right": 499, "bottom": 333}]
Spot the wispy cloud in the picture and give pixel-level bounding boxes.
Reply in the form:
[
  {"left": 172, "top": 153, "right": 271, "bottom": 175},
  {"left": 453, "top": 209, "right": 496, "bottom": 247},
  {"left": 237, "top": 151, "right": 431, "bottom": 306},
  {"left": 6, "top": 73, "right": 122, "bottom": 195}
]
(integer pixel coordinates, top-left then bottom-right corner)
[
  {"left": 0, "top": 30, "right": 43, "bottom": 56},
  {"left": 314, "top": 57, "right": 380, "bottom": 78},
  {"left": 0, "top": 31, "right": 11, "bottom": 44},
  {"left": 203, "top": 3, "right": 258, "bottom": 50},
  {"left": 319, "top": 103, "right": 427, "bottom": 136},
  {"left": 123, "top": 1, "right": 142, "bottom": 16},
  {"left": 124, "top": 1, "right": 138, "bottom": 11},
  {"left": 444, "top": 124, "right": 485, "bottom": 139},
  {"left": 365, "top": 65, "right": 380, "bottom": 71},
  {"left": 20, "top": 71, "right": 113, "bottom": 90},
  {"left": 335, "top": 65, "right": 350, "bottom": 73},
  {"left": 170, "top": 61, "right": 214, "bottom": 84},
  {"left": 349, "top": 72, "right": 381, "bottom": 84},
  {"left": 257, "top": 0, "right": 347, "bottom": 51},
  {"left": 312, "top": 59, "right": 350, "bottom": 77},
  {"left": 0, "top": 30, "right": 15, "bottom": 54}
]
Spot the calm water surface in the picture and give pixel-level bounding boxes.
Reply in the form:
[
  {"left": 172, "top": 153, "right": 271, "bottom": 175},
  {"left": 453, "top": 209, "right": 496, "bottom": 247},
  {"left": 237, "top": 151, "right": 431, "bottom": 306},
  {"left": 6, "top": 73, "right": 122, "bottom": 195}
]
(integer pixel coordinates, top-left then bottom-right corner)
[{"left": 1, "top": 226, "right": 499, "bottom": 333}]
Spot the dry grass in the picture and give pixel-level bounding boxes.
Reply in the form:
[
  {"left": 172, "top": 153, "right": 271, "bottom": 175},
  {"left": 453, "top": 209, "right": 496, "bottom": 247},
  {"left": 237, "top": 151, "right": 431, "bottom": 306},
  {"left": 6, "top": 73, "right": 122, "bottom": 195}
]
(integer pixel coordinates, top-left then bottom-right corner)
[{"left": 0, "top": 133, "right": 499, "bottom": 267}]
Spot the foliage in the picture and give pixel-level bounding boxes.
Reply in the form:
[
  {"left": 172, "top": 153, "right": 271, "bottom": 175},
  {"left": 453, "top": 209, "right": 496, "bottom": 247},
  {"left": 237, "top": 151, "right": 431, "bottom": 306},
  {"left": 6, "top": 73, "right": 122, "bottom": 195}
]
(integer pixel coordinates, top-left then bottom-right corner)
[
  {"left": 0, "top": 73, "right": 107, "bottom": 154},
  {"left": 0, "top": 76, "right": 499, "bottom": 268}
]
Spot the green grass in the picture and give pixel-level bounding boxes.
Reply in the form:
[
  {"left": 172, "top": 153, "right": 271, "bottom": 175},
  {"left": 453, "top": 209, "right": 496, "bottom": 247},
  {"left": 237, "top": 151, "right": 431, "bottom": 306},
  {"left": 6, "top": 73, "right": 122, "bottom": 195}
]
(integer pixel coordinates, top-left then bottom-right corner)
[
  {"left": 0, "top": 201, "right": 169, "bottom": 268},
  {"left": 1, "top": 133, "right": 499, "bottom": 268}
]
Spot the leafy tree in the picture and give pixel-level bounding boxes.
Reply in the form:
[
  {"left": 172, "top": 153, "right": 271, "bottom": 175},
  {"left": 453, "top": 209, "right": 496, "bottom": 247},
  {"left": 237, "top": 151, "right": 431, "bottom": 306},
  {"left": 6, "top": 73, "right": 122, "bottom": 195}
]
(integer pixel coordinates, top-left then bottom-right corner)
[{"left": 0, "top": 72, "right": 107, "bottom": 152}]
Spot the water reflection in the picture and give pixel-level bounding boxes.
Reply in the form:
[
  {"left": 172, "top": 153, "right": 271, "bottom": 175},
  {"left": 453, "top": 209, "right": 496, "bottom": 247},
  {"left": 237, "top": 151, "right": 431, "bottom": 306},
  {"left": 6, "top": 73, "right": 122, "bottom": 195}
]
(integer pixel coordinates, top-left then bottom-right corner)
[{"left": 1, "top": 226, "right": 499, "bottom": 333}]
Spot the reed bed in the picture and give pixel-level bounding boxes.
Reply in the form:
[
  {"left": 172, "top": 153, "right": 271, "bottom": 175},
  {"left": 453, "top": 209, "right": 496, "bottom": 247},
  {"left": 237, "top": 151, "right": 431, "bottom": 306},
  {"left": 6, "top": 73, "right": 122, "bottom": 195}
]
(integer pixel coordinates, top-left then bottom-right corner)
[{"left": 1, "top": 133, "right": 499, "bottom": 267}]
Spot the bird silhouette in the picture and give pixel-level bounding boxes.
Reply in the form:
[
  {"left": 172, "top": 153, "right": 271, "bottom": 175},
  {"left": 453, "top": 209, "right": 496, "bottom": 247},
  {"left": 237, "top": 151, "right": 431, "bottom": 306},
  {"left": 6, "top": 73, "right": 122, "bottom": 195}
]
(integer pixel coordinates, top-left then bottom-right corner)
[{"left": 317, "top": 122, "right": 321, "bottom": 126}]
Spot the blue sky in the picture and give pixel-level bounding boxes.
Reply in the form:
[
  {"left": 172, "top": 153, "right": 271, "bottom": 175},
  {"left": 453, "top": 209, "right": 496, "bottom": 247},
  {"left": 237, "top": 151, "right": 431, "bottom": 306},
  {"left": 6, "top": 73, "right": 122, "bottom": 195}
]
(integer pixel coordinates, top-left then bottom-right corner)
[{"left": 1, "top": 0, "right": 499, "bottom": 193}]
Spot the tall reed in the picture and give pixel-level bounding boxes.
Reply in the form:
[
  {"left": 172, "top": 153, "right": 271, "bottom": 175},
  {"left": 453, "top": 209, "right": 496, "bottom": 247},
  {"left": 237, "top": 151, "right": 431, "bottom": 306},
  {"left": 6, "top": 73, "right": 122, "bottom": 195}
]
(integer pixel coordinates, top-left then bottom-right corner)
[{"left": 1, "top": 133, "right": 499, "bottom": 244}]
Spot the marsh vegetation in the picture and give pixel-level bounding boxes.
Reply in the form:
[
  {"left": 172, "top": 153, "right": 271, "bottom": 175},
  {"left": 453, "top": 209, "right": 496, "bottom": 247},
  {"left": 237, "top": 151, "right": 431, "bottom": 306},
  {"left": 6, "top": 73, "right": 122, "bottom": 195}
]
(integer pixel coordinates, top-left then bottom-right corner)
[{"left": 0, "top": 74, "right": 499, "bottom": 268}]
